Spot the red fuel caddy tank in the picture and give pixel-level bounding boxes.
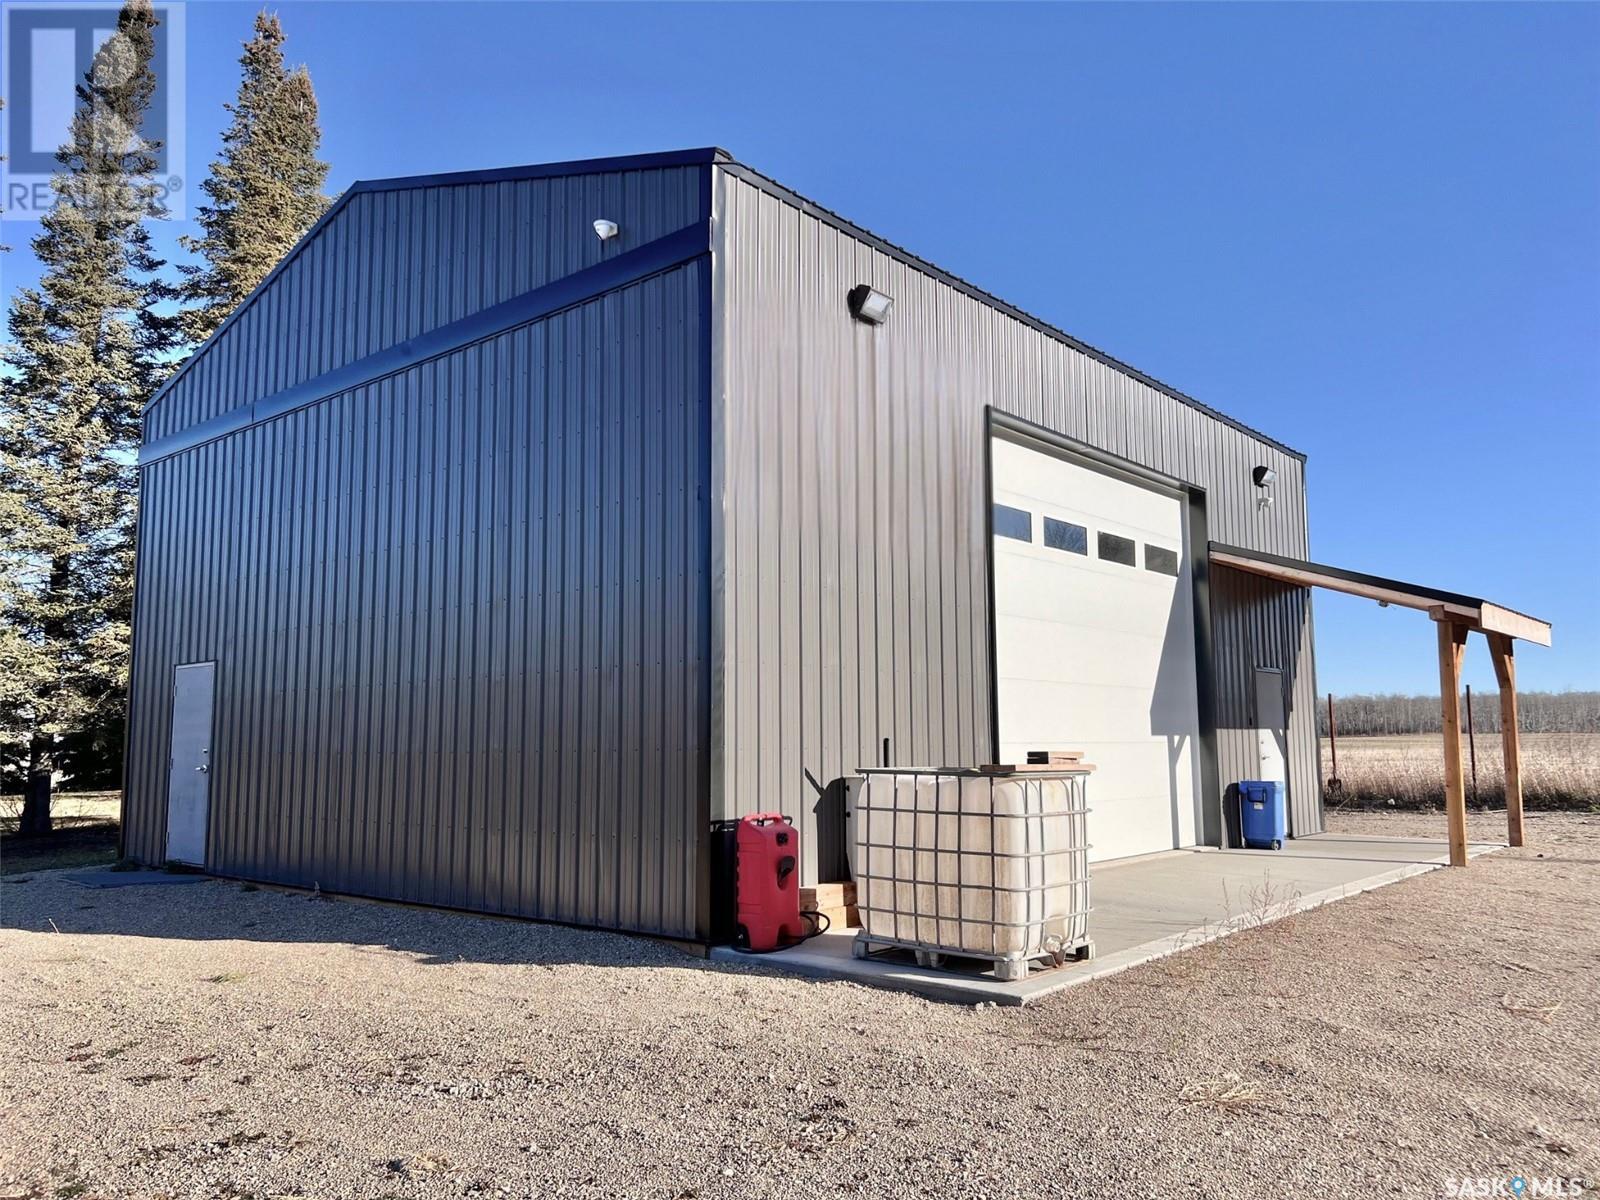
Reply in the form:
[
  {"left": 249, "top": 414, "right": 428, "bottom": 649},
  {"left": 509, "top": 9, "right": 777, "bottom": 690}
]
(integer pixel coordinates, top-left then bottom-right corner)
[{"left": 734, "top": 813, "right": 806, "bottom": 951}]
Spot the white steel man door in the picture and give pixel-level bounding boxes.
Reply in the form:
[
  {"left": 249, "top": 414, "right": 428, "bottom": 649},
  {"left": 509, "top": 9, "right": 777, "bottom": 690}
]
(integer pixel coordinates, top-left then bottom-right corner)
[
  {"left": 165, "top": 662, "right": 216, "bottom": 866},
  {"left": 991, "top": 438, "right": 1202, "bottom": 863}
]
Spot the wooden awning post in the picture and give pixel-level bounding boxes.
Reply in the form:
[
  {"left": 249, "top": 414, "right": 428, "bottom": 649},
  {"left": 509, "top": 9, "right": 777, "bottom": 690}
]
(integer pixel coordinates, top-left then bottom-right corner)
[
  {"left": 1436, "top": 619, "right": 1470, "bottom": 867},
  {"left": 1209, "top": 547, "right": 1550, "bottom": 863},
  {"left": 1487, "top": 631, "right": 1525, "bottom": 848}
]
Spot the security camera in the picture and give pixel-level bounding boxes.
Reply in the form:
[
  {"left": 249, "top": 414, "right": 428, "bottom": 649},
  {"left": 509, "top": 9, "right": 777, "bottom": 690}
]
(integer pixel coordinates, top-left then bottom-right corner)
[{"left": 593, "top": 219, "right": 619, "bottom": 241}]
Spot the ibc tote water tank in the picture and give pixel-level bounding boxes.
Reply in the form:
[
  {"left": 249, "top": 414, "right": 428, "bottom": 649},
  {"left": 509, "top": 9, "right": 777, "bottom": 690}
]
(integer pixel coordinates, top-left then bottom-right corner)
[{"left": 851, "top": 769, "right": 1091, "bottom": 978}]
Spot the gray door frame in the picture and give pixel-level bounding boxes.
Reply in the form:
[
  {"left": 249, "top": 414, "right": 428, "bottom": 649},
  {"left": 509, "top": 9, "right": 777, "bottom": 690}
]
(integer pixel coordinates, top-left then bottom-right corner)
[
  {"left": 983, "top": 407, "right": 1223, "bottom": 846},
  {"left": 165, "top": 661, "right": 217, "bottom": 866}
]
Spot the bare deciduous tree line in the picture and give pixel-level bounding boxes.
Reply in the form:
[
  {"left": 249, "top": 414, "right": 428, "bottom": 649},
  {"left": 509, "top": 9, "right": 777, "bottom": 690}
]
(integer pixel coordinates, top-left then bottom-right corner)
[{"left": 1317, "top": 691, "right": 1600, "bottom": 737}]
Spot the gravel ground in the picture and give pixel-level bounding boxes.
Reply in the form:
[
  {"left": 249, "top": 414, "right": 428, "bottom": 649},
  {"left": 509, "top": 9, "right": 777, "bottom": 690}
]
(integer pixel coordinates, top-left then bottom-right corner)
[{"left": 2, "top": 810, "right": 1596, "bottom": 1199}]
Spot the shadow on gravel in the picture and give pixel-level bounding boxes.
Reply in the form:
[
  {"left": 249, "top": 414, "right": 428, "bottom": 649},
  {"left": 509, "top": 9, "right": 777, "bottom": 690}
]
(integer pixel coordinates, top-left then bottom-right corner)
[
  {"left": 0, "top": 870, "right": 824, "bottom": 980},
  {"left": 1, "top": 819, "right": 121, "bottom": 876}
]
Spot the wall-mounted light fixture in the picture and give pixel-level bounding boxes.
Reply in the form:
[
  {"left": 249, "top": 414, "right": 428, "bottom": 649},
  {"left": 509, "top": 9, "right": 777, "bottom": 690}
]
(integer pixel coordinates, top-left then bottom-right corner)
[
  {"left": 593, "top": 219, "right": 619, "bottom": 241},
  {"left": 1253, "top": 465, "right": 1276, "bottom": 510},
  {"left": 847, "top": 284, "right": 893, "bottom": 325}
]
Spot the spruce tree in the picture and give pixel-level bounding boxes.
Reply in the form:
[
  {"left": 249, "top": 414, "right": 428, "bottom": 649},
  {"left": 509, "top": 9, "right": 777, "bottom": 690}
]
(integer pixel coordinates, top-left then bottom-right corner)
[
  {"left": 178, "top": 11, "right": 329, "bottom": 345},
  {"left": 0, "top": 0, "right": 173, "bottom": 834}
]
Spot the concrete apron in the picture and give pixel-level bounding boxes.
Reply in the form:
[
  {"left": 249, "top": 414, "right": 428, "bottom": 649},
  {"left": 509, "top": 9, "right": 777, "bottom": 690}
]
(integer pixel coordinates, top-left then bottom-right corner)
[{"left": 708, "top": 834, "right": 1503, "bottom": 1006}]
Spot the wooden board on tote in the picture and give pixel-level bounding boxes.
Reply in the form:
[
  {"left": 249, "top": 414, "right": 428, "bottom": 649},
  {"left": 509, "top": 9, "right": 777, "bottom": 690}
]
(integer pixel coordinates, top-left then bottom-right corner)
[{"left": 1025, "top": 750, "right": 1085, "bottom": 765}]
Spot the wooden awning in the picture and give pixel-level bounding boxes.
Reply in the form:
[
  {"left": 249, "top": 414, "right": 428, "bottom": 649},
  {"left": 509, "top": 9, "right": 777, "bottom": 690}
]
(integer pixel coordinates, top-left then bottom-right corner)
[
  {"left": 1209, "top": 541, "right": 1553, "bottom": 867},
  {"left": 1210, "top": 543, "right": 1551, "bottom": 646}
]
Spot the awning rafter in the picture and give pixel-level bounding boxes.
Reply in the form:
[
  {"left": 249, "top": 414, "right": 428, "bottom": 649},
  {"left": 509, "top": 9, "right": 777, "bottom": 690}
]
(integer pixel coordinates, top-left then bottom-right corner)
[{"left": 1209, "top": 542, "right": 1552, "bottom": 866}]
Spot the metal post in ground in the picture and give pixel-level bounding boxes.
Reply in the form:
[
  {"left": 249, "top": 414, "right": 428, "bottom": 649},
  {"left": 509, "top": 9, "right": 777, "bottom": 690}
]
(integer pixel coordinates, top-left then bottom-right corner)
[
  {"left": 1466, "top": 684, "right": 1478, "bottom": 806},
  {"left": 1327, "top": 693, "right": 1338, "bottom": 780},
  {"left": 1326, "top": 693, "right": 1342, "bottom": 799}
]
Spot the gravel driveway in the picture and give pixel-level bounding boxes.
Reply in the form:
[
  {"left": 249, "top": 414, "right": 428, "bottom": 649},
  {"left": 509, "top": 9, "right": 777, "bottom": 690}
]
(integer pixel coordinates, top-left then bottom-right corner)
[{"left": 3, "top": 811, "right": 1596, "bottom": 1199}]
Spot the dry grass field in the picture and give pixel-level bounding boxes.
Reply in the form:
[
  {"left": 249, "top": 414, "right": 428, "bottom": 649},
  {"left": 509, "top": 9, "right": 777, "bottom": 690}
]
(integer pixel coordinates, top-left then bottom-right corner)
[{"left": 1321, "top": 732, "right": 1600, "bottom": 810}]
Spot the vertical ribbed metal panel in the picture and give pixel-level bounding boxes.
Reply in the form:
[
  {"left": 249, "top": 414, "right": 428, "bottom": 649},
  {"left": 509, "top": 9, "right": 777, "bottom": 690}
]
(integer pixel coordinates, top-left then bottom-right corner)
[
  {"left": 125, "top": 260, "right": 710, "bottom": 937},
  {"left": 1207, "top": 565, "right": 1323, "bottom": 836},
  {"left": 145, "top": 166, "right": 704, "bottom": 444},
  {"left": 713, "top": 168, "right": 1322, "bottom": 868}
]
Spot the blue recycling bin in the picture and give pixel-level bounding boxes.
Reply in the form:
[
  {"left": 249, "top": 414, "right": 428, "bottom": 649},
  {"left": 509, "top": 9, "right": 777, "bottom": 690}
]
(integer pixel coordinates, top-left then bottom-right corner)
[{"left": 1238, "top": 781, "right": 1286, "bottom": 850}]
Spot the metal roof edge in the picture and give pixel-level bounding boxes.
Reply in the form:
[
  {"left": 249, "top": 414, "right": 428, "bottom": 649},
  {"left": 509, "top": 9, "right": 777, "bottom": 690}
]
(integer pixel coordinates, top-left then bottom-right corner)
[
  {"left": 1208, "top": 542, "right": 1485, "bottom": 610},
  {"left": 145, "top": 147, "right": 727, "bottom": 417},
  {"left": 714, "top": 157, "right": 1307, "bottom": 463},
  {"left": 349, "top": 147, "right": 726, "bottom": 195},
  {"left": 149, "top": 144, "right": 1308, "bottom": 467},
  {"left": 145, "top": 184, "right": 357, "bottom": 414},
  {"left": 1212, "top": 541, "right": 1551, "bottom": 645}
]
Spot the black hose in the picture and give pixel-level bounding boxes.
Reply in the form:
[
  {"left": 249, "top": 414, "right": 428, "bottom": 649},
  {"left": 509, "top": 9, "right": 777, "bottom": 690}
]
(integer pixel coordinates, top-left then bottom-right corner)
[{"left": 730, "top": 908, "right": 832, "bottom": 955}]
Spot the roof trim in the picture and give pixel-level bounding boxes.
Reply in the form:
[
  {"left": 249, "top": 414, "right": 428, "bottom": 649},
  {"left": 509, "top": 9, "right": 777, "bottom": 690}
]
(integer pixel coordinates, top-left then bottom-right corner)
[
  {"left": 150, "top": 144, "right": 1305, "bottom": 464},
  {"left": 712, "top": 154, "right": 1305, "bottom": 462},
  {"left": 348, "top": 146, "right": 726, "bottom": 196},
  {"left": 1210, "top": 542, "right": 1552, "bottom": 646},
  {"left": 141, "top": 222, "right": 709, "bottom": 467},
  {"left": 145, "top": 147, "right": 725, "bottom": 415}
]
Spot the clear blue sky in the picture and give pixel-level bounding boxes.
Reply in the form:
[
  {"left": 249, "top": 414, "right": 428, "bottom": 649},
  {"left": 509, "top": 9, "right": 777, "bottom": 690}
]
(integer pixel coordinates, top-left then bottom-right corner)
[{"left": 5, "top": 1, "right": 1597, "bottom": 697}]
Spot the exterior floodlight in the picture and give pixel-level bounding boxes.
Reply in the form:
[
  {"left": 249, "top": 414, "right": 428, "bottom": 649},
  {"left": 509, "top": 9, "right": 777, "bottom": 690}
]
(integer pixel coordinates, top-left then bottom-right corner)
[
  {"left": 1252, "top": 466, "right": 1277, "bottom": 488},
  {"left": 848, "top": 284, "right": 893, "bottom": 325},
  {"left": 593, "top": 219, "right": 619, "bottom": 241}
]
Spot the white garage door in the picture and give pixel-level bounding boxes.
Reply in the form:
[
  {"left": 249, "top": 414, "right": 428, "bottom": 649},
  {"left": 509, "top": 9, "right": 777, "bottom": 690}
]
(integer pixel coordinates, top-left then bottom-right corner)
[{"left": 991, "top": 437, "right": 1203, "bottom": 863}]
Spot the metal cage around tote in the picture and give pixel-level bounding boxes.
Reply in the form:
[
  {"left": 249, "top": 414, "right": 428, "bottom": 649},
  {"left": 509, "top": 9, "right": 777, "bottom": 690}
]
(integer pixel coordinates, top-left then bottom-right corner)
[{"left": 851, "top": 768, "right": 1093, "bottom": 975}]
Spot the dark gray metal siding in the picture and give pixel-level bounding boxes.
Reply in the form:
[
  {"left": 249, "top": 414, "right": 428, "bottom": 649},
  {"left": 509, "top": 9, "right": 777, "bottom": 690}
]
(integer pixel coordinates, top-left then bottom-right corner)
[
  {"left": 128, "top": 147, "right": 1325, "bottom": 938},
  {"left": 125, "top": 259, "right": 711, "bottom": 938},
  {"left": 711, "top": 168, "right": 1322, "bottom": 875},
  {"left": 145, "top": 166, "right": 705, "bottom": 443},
  {"left": 1208, "top": 566, "right": 1321, "bottom": 837}
]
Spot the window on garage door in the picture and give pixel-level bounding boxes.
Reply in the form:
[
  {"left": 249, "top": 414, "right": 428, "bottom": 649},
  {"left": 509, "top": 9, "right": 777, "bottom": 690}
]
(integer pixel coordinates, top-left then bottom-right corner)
[{"left": 990, "top": 435, "right": 1203, "bottom": 864}]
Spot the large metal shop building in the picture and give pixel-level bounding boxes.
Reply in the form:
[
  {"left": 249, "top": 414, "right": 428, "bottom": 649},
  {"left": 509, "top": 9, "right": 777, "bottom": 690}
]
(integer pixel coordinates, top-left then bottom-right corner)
[{"left": 125, "top": 147, "right": 1323, "bottom": 943}]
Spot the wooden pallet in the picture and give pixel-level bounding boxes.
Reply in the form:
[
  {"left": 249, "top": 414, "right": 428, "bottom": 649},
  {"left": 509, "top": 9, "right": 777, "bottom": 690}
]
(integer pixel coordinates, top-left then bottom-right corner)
[{"left": 851, "top": 932, "right": 1095, "bottom": 982}]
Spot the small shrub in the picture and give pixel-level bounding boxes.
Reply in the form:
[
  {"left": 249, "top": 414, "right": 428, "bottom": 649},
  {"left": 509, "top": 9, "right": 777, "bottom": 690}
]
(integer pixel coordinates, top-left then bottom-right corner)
[
  {"left": 1178, "top": 1073, "right": 1272, "bottom": 1112},
  {"left": 1500, "top": 994, "right": 1562, "bottom": 1023}
]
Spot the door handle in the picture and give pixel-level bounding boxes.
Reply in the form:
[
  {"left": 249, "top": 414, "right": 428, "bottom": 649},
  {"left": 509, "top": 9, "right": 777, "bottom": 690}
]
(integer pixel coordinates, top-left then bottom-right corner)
[{"left": 194, "top": 765, "right": 209, "bottom": 773}]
